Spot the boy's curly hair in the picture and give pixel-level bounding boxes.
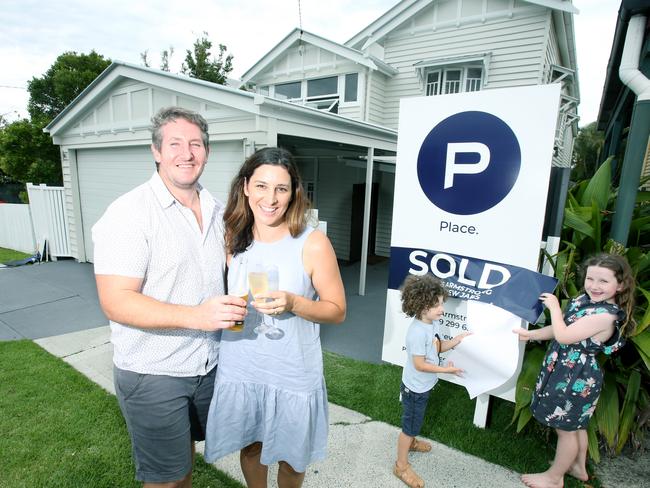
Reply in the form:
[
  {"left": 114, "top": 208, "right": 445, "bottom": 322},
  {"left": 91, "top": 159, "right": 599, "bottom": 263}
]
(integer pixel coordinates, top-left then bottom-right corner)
[{"left": 400, "top": 274, "right": 448, "bottom": 319}]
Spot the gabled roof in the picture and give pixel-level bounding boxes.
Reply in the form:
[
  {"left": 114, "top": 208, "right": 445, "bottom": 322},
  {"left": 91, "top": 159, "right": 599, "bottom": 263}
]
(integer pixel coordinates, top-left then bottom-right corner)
[
  {"left": 240, "top": 28, "right": 398, "bottom": 84},
  {"left": 45, "top": 61, "right": 397, "bottom": 144},
  {"left": 345, "top": 0, "right": 579, "bottom": 50}
]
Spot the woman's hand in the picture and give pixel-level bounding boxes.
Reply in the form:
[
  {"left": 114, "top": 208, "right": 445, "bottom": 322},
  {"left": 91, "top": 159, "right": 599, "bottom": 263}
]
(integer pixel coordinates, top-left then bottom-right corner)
[{"left": 251, "top": 291, "right": 295, "bottom": 316}]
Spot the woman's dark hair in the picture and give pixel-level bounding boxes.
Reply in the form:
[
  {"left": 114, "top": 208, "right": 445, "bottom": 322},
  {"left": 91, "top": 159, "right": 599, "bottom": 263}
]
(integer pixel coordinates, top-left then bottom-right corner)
[
  {"left": 581, "top": 253, "right": 636, "bottom": 336},
  {"left": 224, "top": 147, "right": 311, "bottom": 255},
  {"left": 400, "top": 274, "right": 448, "bottom": 320}
]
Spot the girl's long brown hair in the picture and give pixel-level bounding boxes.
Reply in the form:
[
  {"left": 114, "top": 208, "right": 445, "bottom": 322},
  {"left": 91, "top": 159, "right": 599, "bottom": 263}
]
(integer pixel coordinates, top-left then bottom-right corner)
[{"left": 224, "top": 147, "right": 311, "bottom": 255}]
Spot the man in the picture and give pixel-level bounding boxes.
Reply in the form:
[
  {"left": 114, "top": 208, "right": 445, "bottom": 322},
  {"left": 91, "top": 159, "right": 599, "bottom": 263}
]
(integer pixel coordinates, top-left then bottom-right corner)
[{"left": 92, "top": 106, "right": 246, "bottom": 488}]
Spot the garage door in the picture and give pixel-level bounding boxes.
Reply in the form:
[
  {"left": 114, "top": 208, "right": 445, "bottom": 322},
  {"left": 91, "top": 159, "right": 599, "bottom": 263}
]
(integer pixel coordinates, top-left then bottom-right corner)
[
  {"left": 78, "top": 146, "right": 153, "bottom": 262},
  {"left": 77, "top": 141, "right": 243, "bottom": 262}
]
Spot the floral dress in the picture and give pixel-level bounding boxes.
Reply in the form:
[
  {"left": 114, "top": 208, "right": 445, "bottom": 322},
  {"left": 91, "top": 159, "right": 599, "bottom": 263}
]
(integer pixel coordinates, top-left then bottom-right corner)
[{"left": 531, "top": 294, "right": 626, "bottom": 430}]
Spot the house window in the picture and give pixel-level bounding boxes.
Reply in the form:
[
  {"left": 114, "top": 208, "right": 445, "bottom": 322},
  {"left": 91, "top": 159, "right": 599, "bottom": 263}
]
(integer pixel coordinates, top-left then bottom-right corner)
[
  {"left": 344, "top": 73, "right": 358, "bottom": 102},
  {"left": 307, "top": 76, "right": 337, "bottom": 98},
  {"left": 306, "top": 76, "right": 339, "bottom": 113},
  {"left": 275, "top": 81, "right": 301, "bottom": 100},
  {"left": 259, "top": 86, "right": 269, "bottom": 96},
  {"left": 424, "top": 65, "right": 483, "bottom": 96}
]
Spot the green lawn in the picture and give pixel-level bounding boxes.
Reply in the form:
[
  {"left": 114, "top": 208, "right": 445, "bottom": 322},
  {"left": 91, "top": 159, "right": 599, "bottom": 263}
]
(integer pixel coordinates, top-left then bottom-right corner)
[
  {"left": 323, "top": 351, "right": 599, "bottom": 488},
  {"left": 0, "top": 341, "right": 243, "bottom": 488},
  {"left": 0, "top": 247, "right": 32, "bottom": 263}
]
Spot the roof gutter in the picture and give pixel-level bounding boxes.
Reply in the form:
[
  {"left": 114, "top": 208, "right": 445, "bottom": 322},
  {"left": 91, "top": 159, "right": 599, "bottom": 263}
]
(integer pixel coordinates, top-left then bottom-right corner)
[{"left": 619, "top": 14, "right": 650, "bottom": 100}]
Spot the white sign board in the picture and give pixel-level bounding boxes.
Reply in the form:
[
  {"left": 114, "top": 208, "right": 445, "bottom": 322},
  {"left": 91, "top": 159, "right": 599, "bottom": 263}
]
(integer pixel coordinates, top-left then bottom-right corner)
[{"left": 383, "top": 84, "right": 561, "bottom": 402}]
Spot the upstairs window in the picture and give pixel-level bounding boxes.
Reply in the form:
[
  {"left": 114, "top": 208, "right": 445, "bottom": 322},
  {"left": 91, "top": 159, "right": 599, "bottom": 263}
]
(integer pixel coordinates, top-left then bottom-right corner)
[
  {"left": 275, "top": 81, "right": 301, "bottom": 100},
  {"left": 425, "top": 66, "right": 482, "bottom": 96},
  {"left": 344, "top": 73, "right": 358, "bottom": 102},
  {"left": 416, "top": 54, "right": 490, "bottom": 97},
  {"left": 265, "top": 73, "right": 360, "bottom": 114}
]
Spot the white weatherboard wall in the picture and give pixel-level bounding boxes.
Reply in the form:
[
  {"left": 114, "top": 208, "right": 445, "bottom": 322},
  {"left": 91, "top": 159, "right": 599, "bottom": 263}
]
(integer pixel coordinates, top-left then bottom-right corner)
[
  {"left": 76, "top": 142, "right": 243, "bottom": 262},
  {"left": 0, "top": 204, "right": 35, "bottom": 253},
  {"left": 383, "top": 85, "right": 560, "bottom": 412},
  {"left": 381, "top": 5, "right": 550, "bottom": 128}
]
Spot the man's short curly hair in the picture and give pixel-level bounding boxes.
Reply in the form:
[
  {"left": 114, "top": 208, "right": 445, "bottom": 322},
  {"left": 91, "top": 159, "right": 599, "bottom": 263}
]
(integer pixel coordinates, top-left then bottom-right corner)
[{"left": 400, "top": 274, "right": 448, "bottom": 319}]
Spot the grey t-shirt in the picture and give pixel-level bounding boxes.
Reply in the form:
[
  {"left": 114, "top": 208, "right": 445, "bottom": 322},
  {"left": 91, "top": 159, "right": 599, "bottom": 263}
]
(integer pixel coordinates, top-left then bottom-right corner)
[{"left": 402, "top": 319, "right": 440, "bottom": 393}]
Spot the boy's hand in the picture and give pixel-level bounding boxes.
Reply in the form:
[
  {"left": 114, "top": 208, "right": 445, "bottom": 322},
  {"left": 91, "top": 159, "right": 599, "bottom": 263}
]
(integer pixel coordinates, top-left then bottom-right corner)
[{"left": 446, "top": 360, "right": 464, "bottom": 377}]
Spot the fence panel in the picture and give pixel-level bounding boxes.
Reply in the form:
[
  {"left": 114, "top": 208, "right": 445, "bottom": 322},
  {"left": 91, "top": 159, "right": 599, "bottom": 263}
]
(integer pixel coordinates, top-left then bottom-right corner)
[
  {"left": 26, "top": 183, "right": 72, "bottom": 258},
  {"left": 0, "top": 203, "right": 36, "bottom": 253}
]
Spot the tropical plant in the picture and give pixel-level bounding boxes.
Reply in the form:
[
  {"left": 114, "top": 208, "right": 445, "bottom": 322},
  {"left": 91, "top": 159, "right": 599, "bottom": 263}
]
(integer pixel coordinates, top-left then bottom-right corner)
[{"left": 512, "top": 157, "right": 650, "bottom": 462}]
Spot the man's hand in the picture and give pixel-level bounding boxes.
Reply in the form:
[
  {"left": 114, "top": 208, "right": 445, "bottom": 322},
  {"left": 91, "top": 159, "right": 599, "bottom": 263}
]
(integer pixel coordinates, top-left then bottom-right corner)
[{"left": 195, "top": 295, "right": 247, "bottom": 331}]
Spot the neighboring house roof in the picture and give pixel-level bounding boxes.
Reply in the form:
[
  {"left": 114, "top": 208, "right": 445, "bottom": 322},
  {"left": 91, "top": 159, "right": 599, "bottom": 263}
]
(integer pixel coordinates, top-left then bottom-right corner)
[
  {"left": 240, "top": 28, "right": 398, "bottom": 84},
  {"left": 44, "top": 61, "right": 396, "bottom": 142},
  {"left": 345, "top": 0, "right": 579, "bottom": 50}
]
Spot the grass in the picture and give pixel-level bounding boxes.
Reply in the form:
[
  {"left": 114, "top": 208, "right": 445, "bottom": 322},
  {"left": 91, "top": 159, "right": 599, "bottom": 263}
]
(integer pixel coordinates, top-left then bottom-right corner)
[
  {"left": 0, "top": 340, "right": 244, "bottom": 488},
  {"left": 0, "top": 247, "right": 31, "bottom": 263},
  {"left": 323, "top": 351, "right": 600, "bottom": 488}
]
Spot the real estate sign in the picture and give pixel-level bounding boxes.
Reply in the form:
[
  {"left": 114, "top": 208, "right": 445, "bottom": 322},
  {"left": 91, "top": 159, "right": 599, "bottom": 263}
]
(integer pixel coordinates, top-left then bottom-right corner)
[{"left": 383, "top": 84, "right": 561, "bottom": 400}]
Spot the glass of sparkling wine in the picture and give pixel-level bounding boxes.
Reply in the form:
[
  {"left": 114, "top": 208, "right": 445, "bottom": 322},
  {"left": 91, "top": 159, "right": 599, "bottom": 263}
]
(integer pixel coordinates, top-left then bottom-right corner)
[
  {"left": 248, "top": 265, "right": 284, "bottom": 337},
  {"left": 227, "top": 255, "right": 248, "bottom": 332},
  {"left": 264, "top": 266, "right": 284, "bottom": 340}
]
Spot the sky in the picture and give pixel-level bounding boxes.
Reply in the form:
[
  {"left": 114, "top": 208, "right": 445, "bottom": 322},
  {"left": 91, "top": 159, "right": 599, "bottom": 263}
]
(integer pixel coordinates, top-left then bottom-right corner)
[{"left": 0, "top": 0, "right": 622, "bottom": 126}]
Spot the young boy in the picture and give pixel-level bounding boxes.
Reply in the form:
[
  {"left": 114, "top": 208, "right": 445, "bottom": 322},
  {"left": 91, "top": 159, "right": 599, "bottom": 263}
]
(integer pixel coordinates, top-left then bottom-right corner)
[{"left": 394, "top": 274, "right": 470, "bottom": 488}]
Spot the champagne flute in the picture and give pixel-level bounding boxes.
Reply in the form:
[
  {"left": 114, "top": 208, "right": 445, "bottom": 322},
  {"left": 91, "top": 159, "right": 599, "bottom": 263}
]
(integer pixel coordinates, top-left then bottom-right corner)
[
  {"left": 249, "top": 265, "right": 270, "bottom": 334},
  {"left": 264, "top": 266, "right": 284, "bottom": 340},
  {"left": 227, "top": 255, "right": 248, "bottom": 332}
]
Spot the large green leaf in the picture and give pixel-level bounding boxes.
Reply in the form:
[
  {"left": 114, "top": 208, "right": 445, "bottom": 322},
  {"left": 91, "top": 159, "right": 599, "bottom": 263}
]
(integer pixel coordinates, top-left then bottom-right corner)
[
  {"left": 587, "top": 419, "right": 600, "bottom": 462},
  {"left": 595, "top": 374, "right": 619, "bottom": 448},
  {"left": 564, "top": 208, "right": 595, "bottom": 239},
  {"left": 616, "top": 370, "right": 641, "bottom": 454},
  {"left": 635, "top": 288, "right": 650, "bottom": 335},
  {"left": 580, "top": 157, "right": 612, "bottom": 210},
  {"left": 631, "top": 329, "right": 650, "bottom": 370},
  {"left": 512, "top": 344, "right": 546, "bottom": 431},
  {"left": 591, "top": 200, "right": 602, "bottom": 251}
]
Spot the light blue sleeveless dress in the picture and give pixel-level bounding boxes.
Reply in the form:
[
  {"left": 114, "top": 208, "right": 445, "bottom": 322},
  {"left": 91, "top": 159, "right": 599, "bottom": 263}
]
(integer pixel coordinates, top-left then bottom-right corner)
[{"left": 204, "top": 227, "right": 328, "bottom": 472}]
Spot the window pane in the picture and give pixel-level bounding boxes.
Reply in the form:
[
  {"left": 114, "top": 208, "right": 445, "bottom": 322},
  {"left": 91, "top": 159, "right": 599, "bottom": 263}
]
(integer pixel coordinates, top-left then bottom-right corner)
[
  {"left": 426, "top": 71, "right": 440, "bottom": 96},
  {"left": 344, "top": 73, "right": 358, "bottom": 102},
  {"left": 259, "top": 86, "right": 269, "bottom": 96},
  {"left": 444, "top": 69, "right": 461, "bottom": 94},
  {"left": 307, "top": 76, "right": 338, "bottom": 97},
  {"left": 466, "top": 67, "right": 482, "bottom": 92},
  {"left": 275, "top": 82, "right": 301, "bottom": 100}
]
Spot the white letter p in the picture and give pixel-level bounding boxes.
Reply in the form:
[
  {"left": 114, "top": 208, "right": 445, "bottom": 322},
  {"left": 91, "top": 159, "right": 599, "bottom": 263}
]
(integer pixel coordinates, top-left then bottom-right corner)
[{"left": 444, "top": 142, "right": 490, "bottom": 189}]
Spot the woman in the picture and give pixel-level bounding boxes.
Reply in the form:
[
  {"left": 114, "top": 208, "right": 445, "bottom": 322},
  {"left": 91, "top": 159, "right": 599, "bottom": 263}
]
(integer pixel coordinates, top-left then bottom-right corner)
[{"left": 204, "top": 147, "right": 346, "bottom": 488}]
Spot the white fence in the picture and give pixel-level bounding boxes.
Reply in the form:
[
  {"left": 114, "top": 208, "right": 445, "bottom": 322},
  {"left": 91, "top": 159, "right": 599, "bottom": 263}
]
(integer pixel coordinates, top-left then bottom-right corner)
[
  {"left": 26, "top": 183, "right": 72, "bottom": 258},
  {"left": 0, "top": 203, "right": 36, "bottom": 253}
]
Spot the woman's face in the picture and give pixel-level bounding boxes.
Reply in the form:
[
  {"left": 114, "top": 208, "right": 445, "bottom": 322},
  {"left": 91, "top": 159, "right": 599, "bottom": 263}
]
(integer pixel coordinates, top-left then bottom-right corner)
[
  {"left": 584, "top": 265, "right": 622, "bottom": 303},
  {"left": 244, "top": 164, "right": 293, "bottom": 229}
]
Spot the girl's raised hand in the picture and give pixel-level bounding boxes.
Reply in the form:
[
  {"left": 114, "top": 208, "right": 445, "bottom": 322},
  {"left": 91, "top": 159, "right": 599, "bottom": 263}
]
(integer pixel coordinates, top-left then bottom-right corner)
[{"left": 539, "top": 292, "right": 560, "bottom": 311}]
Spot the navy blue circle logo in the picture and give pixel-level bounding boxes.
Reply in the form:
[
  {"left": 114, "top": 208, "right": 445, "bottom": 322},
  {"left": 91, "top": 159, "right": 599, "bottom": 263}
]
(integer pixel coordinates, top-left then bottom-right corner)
[{"left": 417, "top": 111, "right": 521, "bottom": 215}]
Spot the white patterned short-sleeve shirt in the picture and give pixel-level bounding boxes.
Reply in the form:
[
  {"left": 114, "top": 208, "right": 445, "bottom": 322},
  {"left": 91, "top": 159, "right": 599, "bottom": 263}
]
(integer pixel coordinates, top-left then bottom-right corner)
[{"left": 92, "top": 172, "right": 226, "bottom": 376}]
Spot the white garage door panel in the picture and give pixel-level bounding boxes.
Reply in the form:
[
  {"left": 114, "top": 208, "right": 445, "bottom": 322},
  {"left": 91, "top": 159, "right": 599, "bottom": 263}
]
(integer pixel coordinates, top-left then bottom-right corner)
[
  {"left": 78, "top": 141, "right": 243, "bottom": 262},
  {"left": 78, "top": 146, "right": 153, "bottom": 262}
]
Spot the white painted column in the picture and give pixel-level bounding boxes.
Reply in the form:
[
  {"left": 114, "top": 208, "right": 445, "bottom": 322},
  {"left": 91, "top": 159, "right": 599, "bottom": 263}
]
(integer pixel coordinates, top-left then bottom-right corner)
[{"left": 359, "top": 147, "right": 374, "bottom": 296}]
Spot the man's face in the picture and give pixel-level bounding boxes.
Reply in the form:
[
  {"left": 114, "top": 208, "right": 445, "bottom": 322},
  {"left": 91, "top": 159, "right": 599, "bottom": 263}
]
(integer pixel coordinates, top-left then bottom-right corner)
[{"left": 151, "top": 118, "right": 208, "bottom": 192}]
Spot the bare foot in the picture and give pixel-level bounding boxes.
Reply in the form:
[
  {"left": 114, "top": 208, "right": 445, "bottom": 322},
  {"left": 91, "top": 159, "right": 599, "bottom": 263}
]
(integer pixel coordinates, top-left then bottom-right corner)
[
  {"left": 567, "top": 463, "right": 588, "bottom": 482},
  {"left": 521, "top": 472, "right": 563, "bottom": 488}
]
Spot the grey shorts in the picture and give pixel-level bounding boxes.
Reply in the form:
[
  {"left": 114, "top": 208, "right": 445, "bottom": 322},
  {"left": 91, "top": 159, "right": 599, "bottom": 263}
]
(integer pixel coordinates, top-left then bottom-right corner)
[{"left": 114, "top": 365, "right": 216, "bottom": 483}]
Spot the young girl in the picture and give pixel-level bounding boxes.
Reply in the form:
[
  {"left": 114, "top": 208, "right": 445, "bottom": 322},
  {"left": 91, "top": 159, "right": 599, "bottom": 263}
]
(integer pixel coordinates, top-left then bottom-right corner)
[
  {"left": 514, "top": 253, "right": 635, "bottom": 488},
  {"left": 394, "top": 274, "right": 470, "bottom": 488}
]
